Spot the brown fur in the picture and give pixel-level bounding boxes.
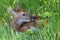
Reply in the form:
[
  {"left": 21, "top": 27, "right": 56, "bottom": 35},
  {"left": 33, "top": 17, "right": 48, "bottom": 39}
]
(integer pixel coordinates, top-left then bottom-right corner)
[{"left": 8, "top": 5, "right": 40, "bottom": 32}]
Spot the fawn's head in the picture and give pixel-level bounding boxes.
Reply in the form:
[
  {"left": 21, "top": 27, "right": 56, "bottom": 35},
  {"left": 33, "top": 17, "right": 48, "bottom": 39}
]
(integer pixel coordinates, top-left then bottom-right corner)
[{"left": 8, "top": 5, "right": 31, "bottom": 20}]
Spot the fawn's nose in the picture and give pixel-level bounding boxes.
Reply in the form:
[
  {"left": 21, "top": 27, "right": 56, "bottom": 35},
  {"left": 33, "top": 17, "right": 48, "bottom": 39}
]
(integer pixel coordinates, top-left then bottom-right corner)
[{"left": 30, "top": 16, "right": 35, "bottom": 21}]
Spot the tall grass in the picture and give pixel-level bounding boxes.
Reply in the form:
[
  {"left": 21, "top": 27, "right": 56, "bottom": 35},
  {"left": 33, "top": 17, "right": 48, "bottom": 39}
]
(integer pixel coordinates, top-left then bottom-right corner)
[{"left": 0, "top": 0, "right": 60, "bottom": 40}]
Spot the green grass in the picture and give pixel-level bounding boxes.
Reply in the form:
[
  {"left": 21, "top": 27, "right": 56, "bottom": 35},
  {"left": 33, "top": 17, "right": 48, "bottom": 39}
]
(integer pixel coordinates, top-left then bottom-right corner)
[{"left": 0, "top": 0, "right": 60, "bottom": 40}]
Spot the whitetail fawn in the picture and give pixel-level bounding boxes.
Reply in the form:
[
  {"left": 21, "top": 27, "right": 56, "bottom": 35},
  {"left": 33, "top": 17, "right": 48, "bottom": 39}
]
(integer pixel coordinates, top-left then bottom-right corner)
[{"left": 8, "top": 5, "right": 41, "bottom": 32}]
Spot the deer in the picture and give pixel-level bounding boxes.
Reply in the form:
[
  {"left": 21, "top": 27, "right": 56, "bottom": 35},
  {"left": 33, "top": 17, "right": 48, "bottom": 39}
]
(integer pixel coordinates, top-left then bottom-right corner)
[{"left": 8, "top": 5, "right": 41, "bottom": 32}]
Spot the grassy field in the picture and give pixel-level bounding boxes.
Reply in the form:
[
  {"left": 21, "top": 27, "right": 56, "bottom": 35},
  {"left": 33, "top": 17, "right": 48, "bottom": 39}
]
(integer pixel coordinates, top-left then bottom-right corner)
[{"left": 0, "top": 0, "right": 60, "bottom": 40}]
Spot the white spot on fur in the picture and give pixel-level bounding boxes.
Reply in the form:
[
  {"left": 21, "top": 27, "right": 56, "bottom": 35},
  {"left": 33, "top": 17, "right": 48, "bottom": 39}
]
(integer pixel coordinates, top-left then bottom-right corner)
[
  {"left": 17, "top": 19, "right": 31, "bottom": 24},
  {"left": 30, "top": 26, "right": 36, "bottom": 31},
  {"left": 17, "top": 19, "right": 23, "bottom": 24}
]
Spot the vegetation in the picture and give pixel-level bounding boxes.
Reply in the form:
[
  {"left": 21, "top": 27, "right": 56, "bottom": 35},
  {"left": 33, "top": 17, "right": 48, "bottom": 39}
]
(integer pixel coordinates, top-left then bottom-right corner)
[{"left": 0, "top": 0, "right": 60, "bottom": 40}]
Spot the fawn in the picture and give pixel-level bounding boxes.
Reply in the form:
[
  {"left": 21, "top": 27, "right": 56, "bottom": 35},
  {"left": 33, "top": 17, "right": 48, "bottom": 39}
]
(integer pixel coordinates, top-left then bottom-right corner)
[{"left": 8, "top": 5, "right": 41, "bottom": 32}]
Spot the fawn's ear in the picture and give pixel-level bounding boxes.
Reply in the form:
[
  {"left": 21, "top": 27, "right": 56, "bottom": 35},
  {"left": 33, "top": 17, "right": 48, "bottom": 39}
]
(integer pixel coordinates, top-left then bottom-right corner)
[
  {"left": 8, "top": 7, "right": 17, "bottom": 16},
  {"left": 14, "top": 5, "right": 20, "bottom": 12}
]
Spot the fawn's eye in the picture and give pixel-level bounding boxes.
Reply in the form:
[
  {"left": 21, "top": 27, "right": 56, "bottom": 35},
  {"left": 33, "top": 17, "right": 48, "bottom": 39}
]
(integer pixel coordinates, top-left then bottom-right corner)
[{"left": 22, "top": 13, "right": 26, "bottom": 16}]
